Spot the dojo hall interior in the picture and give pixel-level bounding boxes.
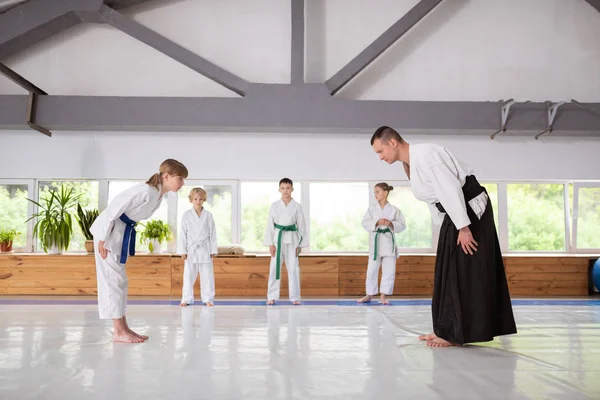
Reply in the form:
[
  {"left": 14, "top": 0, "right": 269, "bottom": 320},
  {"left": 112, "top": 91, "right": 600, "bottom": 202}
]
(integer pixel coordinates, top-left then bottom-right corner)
[{"left": 1, "top": 0, "right": 600, "bottom": 399}]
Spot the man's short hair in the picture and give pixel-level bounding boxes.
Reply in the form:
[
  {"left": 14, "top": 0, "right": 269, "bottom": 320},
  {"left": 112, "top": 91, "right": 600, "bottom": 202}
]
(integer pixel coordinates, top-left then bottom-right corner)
[{"left": 370, "top": 126, "right": 405, "bottom": 145}]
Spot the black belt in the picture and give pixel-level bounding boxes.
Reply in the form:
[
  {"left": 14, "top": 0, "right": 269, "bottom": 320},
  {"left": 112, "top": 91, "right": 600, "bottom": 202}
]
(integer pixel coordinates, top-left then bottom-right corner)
[{"left": 435, "top": 175, "right": 484, "bottom": 214}]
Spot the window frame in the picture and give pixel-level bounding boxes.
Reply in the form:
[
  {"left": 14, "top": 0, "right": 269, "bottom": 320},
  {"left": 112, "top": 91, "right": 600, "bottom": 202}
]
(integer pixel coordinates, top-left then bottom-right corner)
[
  {"left": 0, "top": 179, "right": 35, "bottom": 252},
  {"left": 571, "top": 182, "right": 600, "bottom": 253}
]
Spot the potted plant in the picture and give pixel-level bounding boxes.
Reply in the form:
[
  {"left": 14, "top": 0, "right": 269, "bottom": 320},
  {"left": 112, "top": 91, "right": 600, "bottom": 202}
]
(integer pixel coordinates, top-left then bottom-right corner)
[
  {"left": 0, "top": 228, "right": 19, "bottom": 252},
  {"left": 76, "top": 204, "right": 99, "bottom": 254},
  {"left": 139, "top": 220, "right": 172, "bottom": 254},
  {"left": 26, "top": 186, "right": 80, "bottom": 254}
]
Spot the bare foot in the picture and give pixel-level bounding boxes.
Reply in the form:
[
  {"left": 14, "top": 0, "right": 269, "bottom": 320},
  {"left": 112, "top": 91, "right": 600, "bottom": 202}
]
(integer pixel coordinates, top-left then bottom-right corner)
[
  {"left": 205, "top": 302, "right": 214, "bottom": 307},
  {"left": 427, "top": 337, "right": 461, "bottom": 347},
  {"left": 129, "top": 329, "right": 149, "bottom": 341},
  {"left": 267, "top": 300, "right": 275, "bottom": 305},
  {"left": 113, "top": 331, "right": 145, "bottom": 343},
  {"left": 357, "top": 295, "right": 372, "bottom": 303},
  {"left": 292, "top": 301, "right": 301, "bottom": 305},
  {"left": 122, "top": 317, "right": 149, "bottom": 340},
  {"left": 418, "top": 333, "right": 438, "bottom": 341},
  {"left": 179, "top": 302, "right": 189, "bottom": 307},
  {"left": 380, "top": 294, "right": 390, "bottom": 305}
]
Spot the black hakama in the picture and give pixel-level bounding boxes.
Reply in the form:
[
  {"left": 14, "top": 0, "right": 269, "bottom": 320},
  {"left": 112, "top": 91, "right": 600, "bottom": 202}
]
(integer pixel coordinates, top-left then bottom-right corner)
[{"left": 432, "top": 175, "right": 517, "bottom": 344}]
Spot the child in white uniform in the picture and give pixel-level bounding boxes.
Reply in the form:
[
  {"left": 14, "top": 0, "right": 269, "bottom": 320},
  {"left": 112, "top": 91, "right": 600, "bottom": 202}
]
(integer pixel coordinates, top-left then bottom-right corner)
[
  {"left": 263, "top": 178, "right": 308, "bottom": 305},
  {"left": 177, "top": 187, "right": 218, "bottom": 307},
  {"left": 358, "top": 182, "right": 406, "bottom": 305},
  {"left": 91, "top": 159, "right": 188, "bottom": 343}
]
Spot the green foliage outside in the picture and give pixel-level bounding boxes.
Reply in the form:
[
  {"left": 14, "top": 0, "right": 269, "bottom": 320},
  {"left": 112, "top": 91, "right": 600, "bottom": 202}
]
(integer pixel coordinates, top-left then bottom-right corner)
[
  {"left": 0, "top": 184, "right": 28, "bottom": 248},
  {"left": 507, "top": 184, "right": 566, "bottom": 251},
  {"left": 1, "top": 181, "right": 598, "bottom": 253}
]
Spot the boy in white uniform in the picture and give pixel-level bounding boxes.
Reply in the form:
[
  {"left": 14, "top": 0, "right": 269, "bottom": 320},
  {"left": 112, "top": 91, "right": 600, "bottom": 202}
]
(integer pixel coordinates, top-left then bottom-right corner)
[
  {"left": 358, "top": 182, "right": 406, "bottom": 305},
  {"left": 177, "top": 187, "right": 218, "bottom": 307},
  {"left": 91, "top": 159, "right": 188, "bottom": 343},
  {"left": 263, "top": 178, "right": 308, "bottom": 305}
]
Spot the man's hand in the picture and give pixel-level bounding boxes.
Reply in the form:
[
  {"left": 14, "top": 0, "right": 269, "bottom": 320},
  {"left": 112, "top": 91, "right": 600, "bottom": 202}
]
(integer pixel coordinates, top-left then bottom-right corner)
[
  {"left": 98, "top": 240, "right": 108, "bottom": 259},
  {"left": 457, "top": 226, "right": 478, "bottom": 255},
  {"left": 269, "top": 245, "right": 276, "bottom": 257},
  {"left": 296, "top": 247, "right": 301, "bottom": 257}
]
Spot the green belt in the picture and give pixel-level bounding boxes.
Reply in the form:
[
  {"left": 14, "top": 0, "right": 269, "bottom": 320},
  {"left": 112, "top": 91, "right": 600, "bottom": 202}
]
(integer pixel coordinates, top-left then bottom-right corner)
[
  {"left": 373, "top": 227, "right": 395, "bottom": 261},
  {"left": 274, "top": 223, "right": 302, "bottom": 280}
]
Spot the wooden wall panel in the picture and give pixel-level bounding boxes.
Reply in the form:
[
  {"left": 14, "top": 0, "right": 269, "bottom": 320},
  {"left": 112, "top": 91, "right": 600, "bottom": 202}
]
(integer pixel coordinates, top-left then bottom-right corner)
[
  {"left": 0, "top": 255, "right": 171, "bottom": 295},
  {"left": 0, "top": 254, "right": 592, "bottom": 297}
]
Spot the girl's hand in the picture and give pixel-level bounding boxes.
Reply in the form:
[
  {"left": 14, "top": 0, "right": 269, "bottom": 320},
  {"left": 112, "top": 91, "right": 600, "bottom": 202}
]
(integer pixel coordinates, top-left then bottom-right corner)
[{"left": 98, "top": 240, "right": 108, "bottom": 259}]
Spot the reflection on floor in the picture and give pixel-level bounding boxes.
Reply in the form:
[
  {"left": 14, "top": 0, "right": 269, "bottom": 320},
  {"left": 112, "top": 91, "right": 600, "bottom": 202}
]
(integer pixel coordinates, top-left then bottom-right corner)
[{"left": 1, "top": 298, "right": 599, "bottom": 400}]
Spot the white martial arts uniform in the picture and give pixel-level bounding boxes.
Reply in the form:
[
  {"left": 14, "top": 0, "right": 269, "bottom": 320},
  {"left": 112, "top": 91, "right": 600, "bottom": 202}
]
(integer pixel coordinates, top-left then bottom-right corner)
[
  {"left": 263, "top": 199, "right": 308, "bottom": 302},
  {"left": 362, "top": 202, "right": 406, "bottom": 296},
  {"left": 408, "top": 143, "right": 486, "bottom": 228},
  {"left": 90, "top": 183, "right": 164, "bottom": 319},
  {"left": 177, "top": 208, "right": 218, "bottom": 304}
]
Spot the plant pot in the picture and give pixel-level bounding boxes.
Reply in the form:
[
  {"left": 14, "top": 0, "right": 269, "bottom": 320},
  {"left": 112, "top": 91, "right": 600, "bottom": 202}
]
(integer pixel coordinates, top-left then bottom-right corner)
[
  {"left": 48, "top": 244, "right": 61, "bottom": 255},
  {"left": 0, "top": 241, "right": 13, "bottom": 252},
  {"left": 84, "top": 240, "right": 95, "bottom": 254},
  {"left": 148, "top": 239, "right": 162, "bottom": 254}
]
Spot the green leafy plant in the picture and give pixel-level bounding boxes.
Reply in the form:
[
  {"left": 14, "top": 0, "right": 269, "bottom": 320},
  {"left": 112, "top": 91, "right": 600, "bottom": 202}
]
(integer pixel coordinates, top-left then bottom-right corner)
[
  {"left": 0, "top": 228, "right": 19, "bottom": 244},
  {"left": 76, "top": 204, "right": 99, "bottom": 241},
  {"left": 139, "top": 220, "right": 172, "bottom": 252},
  {"left": 26, "top": 186, "right": 81, "bottom": 253}
]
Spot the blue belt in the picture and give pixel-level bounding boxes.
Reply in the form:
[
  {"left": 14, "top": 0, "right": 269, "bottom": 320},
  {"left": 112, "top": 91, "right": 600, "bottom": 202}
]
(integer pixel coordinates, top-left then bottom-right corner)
[{"left": 119, "top": 213, "right": 137, "bottom": 264}]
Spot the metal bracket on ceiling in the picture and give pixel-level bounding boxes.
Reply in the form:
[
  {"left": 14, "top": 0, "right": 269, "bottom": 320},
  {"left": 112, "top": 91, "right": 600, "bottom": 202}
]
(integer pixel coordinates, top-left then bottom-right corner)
[
  {"left": 490, "top": 98, "right": 516, "bottom": 139},
  {"left": 534, "top": 100, "right": 568, "bottom": 140}
]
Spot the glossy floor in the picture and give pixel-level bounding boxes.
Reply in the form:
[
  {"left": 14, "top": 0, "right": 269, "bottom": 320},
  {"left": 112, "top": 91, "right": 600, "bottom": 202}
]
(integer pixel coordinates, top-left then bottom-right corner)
[{"left": 1, "top": 298, "right": 599, "bottom": 400}]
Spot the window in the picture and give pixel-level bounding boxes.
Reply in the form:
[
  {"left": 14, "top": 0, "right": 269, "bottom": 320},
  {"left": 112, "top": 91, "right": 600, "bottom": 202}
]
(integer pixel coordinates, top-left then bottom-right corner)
[
  {"left": 507, "top": 183, "right": 565, "bottom": 251},
  {"left": 108, "top": 181, "right": 167, "bottom": 252},
  {"left": 481, "top": 183, "right": 499, "bottom": 232},
  {"left": 387, "top": 186, "right": 432, "bottom": 248},
  {"left": 38, "top": 181, "right": 99, "bottom": 252},
  {"left": 0, "top": 183, "right": 29, "bottom": 249},
  {"left": 241, "top": 182, "right": 302, "bottom": 252},
  {"left": 310, "top": 182, "right": 369, "bottom": 252},
  {"left": 177, "top": 185, "right": 233, "bottom": 245},
  {"left": 574, "top": 186, "right": 600, "bottom": 249}
]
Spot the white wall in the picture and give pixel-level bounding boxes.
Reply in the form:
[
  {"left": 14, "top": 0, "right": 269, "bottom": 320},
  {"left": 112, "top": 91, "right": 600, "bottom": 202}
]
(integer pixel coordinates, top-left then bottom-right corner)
[
  {"left": 1, "top": 0, "right": 600, "bottom": 182},
  {"left": 1, "top": 0, "right": 599, "bottom": 100},
  {"left": 1, "top": 130, "right": 599, "bottom": 181}
]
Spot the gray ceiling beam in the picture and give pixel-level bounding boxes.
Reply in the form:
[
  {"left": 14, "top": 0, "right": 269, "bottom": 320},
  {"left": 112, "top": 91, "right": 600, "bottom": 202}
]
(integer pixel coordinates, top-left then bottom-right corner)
[
  {"left": 0, "top": 95, "right": 28, "bottom": 129},
  {"left": 1, "top": 87, "right": 599, "bottom": 136},
  {"left": 0, "top": 63, "right": 47, "bottom": 94},
  {"left": 325, "top": 0, "right": 444, "bottom": 96},
  {"left": 103, "top": 0, "right": 156, "bottom": 10},
  {"left": 98, "top": 5, "right": 250, "bottom": 96},
  {"left": 584, "top": 0, "right": 600, "bottom": 13},
  {"left": 0, "top": 0, "right": 103, "bottom": 60},
  {"left": 291, "top": 0, "right": 305, "bottom": 84},
  {"left": 0, "top": 0, "right": 30, "bottom": 14}
]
